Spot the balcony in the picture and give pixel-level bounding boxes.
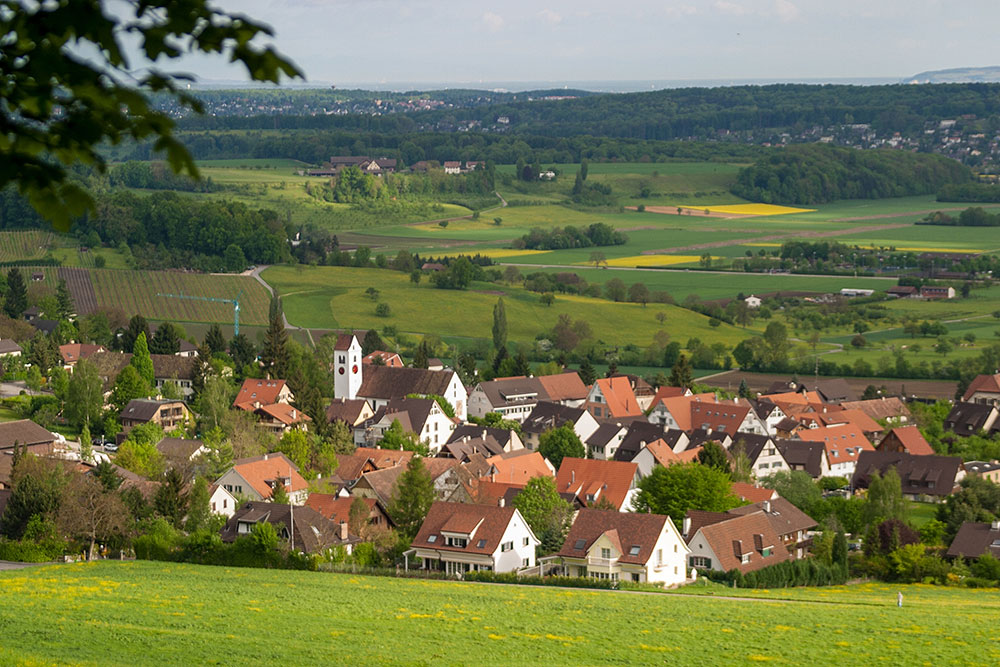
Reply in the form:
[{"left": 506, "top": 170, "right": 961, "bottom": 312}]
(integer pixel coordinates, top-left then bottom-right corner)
[{"left": 587, "top": 556, "right": 619, "bottom": 569}]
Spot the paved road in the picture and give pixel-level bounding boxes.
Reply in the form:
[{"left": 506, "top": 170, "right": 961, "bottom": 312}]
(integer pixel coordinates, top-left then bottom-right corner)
[
  {"left": 250, "top": 265, "right": 316, "bottom": 346},
  {"left": 0, "top": 560, "right": 48, "bottom": 570}
]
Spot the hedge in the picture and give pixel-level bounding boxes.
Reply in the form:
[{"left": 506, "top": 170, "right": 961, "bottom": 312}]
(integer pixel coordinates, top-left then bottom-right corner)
[{"left": 704, "top": 559, "right": 848, "bottom": 588}]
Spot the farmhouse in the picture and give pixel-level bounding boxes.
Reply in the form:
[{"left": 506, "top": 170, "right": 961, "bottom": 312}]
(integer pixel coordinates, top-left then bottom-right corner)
[
  {"left": 468, "top": 376, "right": 548, "bottom": 423},
  {"left": 962, "top": 373, "right": 1000, "bottom": 407},
  {"left": 744, "top": 295, "right": 762, "bottom": 308},
  {"left": 410, "top": 501, "right": 539, "bottom": 575},
  {"left": 220, "top": 502, "right": 358, "bottom": 554},
  {"left": 550, "top": 509, "right": 689, "bottom": 585},
  {"left": 921, "top": 285, "right": 956, "bottom": 299}
]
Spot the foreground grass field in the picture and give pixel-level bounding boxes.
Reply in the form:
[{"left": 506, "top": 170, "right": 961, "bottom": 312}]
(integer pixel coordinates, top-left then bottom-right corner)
[{"left": 0, "top": 560, "right": 990, "bottom": 664}]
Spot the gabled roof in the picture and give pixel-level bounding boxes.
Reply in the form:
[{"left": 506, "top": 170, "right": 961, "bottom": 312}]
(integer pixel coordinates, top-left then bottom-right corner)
[
  {"left": 592, "top": 376, "right": 642, "bottom": 418},
  {"left": 613, "top": 421, "right": 667, "bottom": 462},
  {"left": 650, "top": 392, "right": 717, "bottom": 430},
  {"left": 368, "top": 397, "right": 437, "bottom": 434},
  {"left": 325, "top": 398, "right": 371, "bottom": 426},
  {"left": 522, "top": 402, "right": 587, "bottom": 435},
  {"left": 363, "top": 350, "right": 402, "bottom": 366},
  {"left": 945, "top": 402, "right": 999, "bottom": 437},
  {"left": 0, "top": 420, "right": 56, "bottom": 449},
  {"left": 155, "top": 437, "right": 204, "bottom": 463},
  {"left": 815, "top": 409, "right": 884, "bottom": 433},
  {"left": 556, "top": 509, "right": 678, "bottom": 564},
  {"left": 120, "top": 399, "right": 187, "bottom": 423},
  {"left": 728, "top": 497, "right": 817, "bottom": 537},
  {"left": 0, "top": 339, "right": 21, "bottom": 355},
  {"left": 484, "top": 450, "right": 553, "bottom": 485},
  {"left": 358, "top": 366, "right": 457, "bottom": 400},
  {"left": 220, "top": 502, "right": 355, "bottom": 552},
  {"left": 304, "top": 494, "right": 377, "bottom": 524},
  {"left": 334, "top": 454, "right": 374, "bottom": 483},
  {"left": 228, "top": 453, "right": 308, "bottom": 499},
  {"left": 773, "top": 439, "right": 827, "bottom": 478},
  {"left": 840, "top": 397, "right": 912, "bottom": 422},
  {"left": 356, "top": 466, "right": 405, "bottom": 505},
  {"left": 334, "top": 334, "right": 358, "bottom": 351},
  {"left": 852, "top": 450, "right": 964, "bottom": 497},
  {"left": 556, "top": 458, "right": 637, "bottom": 509},
  {"left": 587, "top": 423, "right": 627, "bottom": 449},
  {"left": 947, "top": 521, "right": 1000, "bottom": 559},
  {"left": 439, "top": 438, "right": 504, "bottom": 462},
  {"left": 639, "top": 438, "right": 682, "bottom": 467},
  {"left": 448, "top": 424, "right": 517, "bottom": 449},
  {"left": 691, "top": 511, "right": 792, "bottom": 573},
  {"left": 652, "top": 386, "right": 691, "bottom": 403},
  {"left": 796, "top": 423, "right": 875, "bottom": 464},
  {"left": 353, "top": 447, "right": 413, "bottom": 470},
  {"left": 883, "top": 426, "right": 934, "bottom": 456},
  {"left": 690, "top": 400, "right": 752, "bottom": 436},
  {"left": 256, "top": 403, "right": 311, "bottom": 426},
  {"left": 964, "top": 373, "right": 1000, "bottom": 401},
  {"left": 731, "top": 482, "right": 777, "bottom": 504},
  {"left": 234, "top": 378, "right": 290, "bottom": 410},
  {"left": 59, "top": 343, "right": 105, "bottom": 364},
  {"left": 474, "top": 376, "right": 548, "bottom": 408},
  {"left": 412, "top": 501, "right": 531, "bottom": 555},
  {"left": 537, "top": 372, "right": 588, "bottom": 402}
]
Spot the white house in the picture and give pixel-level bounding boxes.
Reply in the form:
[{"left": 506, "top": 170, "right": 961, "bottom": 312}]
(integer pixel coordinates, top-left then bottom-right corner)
[
  {"left": 410, "top": 502, "right": 539, "bottom": 575},
  {"left": 209, "top": 484, "right": 238, "bottom": 518},
  {"left": 521, "top": 402, "right": 600, "bottom": 451},
  {"left": 550, "top": 509, "right": 690, "bottom": 585},
  {"left": 744, "top": 295, "right": 762, "bottom": 308},
  {"left": 354, "top": 397, "right": 455, "bottom": 453},
  {"left": 214, "top": 452, "right": 309, "bottom": 505},
  {"left": 468, "top": 377, "right": 547, "bottom": 423}
]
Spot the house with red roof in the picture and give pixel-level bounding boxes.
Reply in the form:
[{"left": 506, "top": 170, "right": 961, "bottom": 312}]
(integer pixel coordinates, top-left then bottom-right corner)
[
  {"left": 795, "top": 423, "right": 875, "bottom": 477},
  {"left": 555, "top": 458, "right": 640, "bottom": 511},
  {"left": 684, "top": 510, "right": 794, "bottom": 574},
  {"left": 731, "top": 482, "right": 778, "bottom": 504},
  {"left": 255, "top": 402, "right": 311, "bottom": 435},
  {"left": 585, "top": 376, "right": 642, "bottom": 421},
  {"left": 410, "top": 501, "right": 539, "bottom": 575},
  {"left": 305, "top": 494, "right": 393, "bottom": 530},
  {"left": 483, "top": 450, "right": 554, "bottom": 485},
  {"left": 59, "top": 343, "right": 106, "bottom": 370},
  {"left": 877, "top": 426, "right": 935, "bottom": 456},
  {"left": 363, "top": 350, "right": 404, "bottom": 367},
  {"left": 549, "top": 509, "right": 689, "bottom": 585},
  {"left": 214, "top": 453, "right": 309, "bottom": 505},
  {"left": 537, "top": 371, "right": 589, "bottom": 408},
  {"left": 963, "top": 373, "right": 1000, "bottom": 407},
  {"left": 233, "top": 378, "right": 294, "bottom": 410}
]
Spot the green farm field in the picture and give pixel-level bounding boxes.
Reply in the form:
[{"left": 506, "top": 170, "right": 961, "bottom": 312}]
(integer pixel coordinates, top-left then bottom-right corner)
[
  {"left": 0, "top": 230, "right": 54, "bottom": 263},
  {"left": 263, "top": 265, "right": 747, "bottom": 347},
  {"left": 89, "top": 269, "right": 272, "bottom": 326},
  {"left": 0, "top": 560, "right": 990, "bottom": 665}
]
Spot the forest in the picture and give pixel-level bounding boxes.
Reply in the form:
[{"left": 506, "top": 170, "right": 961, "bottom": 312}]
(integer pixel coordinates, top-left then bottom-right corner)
[
  {"left": 730, "top": 144, "right": 972, "bottom": 205},
  {"left": 919, "top": 207, "right": 1000, "bottom": 227},
  {"left": 936, "top": 182, "right": 1000, "bottom": 203}
]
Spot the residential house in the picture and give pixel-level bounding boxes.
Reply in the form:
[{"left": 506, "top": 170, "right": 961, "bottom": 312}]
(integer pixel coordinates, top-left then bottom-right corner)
[
  {"left": 0, "top": 420, "right": 57, "bottom": 455},
  {"left": 853, "top": 451, "right": 965, "bottom": 501},
  {"left": 214, "top": 453, "right": 309, "bottom": 505},
  {"left": 648, "top": 392, "right": 717, "bottom": 429},
  {"left": 442, "top": 161, "right": 462, "bottom": 175},
  {"left": 120, "top": 399, "right": 191, "bottom": 432},
  {"left": 555, "top": 458, "right": 640, "bottom": 511},
  {"left": 0, "top": 339, "right": 21, "bottom": 358},
  {"left": 176, "top": 340, "right": 198, "bottom": 358},
  {"left": 877, "top": 426, "right": 935, "bottom": 456},
  {"left": 944, "top": 402, "right": 999, "bottom": 437},
  {"left": 744, "top": 295, "right": 762, "bottom": 308},
  {"left": 612, "top": 421, "right": 668, "bottom": 462},
  {"left": 946, "top": 520, "right": 1000, "bottom": 559},
  {"left": 964, "top": 460, "right": 1000, "bottom": 483},
  {"left": 795, "top": 423, "right": 875, "bottom": 477},
  {"left": 521, "top": 402, "right": 599, "bottom": 451},
  {"left": 447, "top": 424, "right": 524, "bottom": 454},
  {"left": 305, "top": 494, "right": 393, "bottom": 530},
  {"left": 483, "top": 450, "right": 554, "bottom": 485},
  {"left": 87, "top": 351, "right": 197, "bottom": 398},
  {"left": 550, "top": 509, "right": 689, "bottom": 585},
  {"left": 155, "top": 437, "right": 208, "bottom": 470},
  {"left": 354, "top": 397, "right": 454, "bottom": 452},
  {"left": 887, "top": 285, "right": 918, "bottom": 298},
  {"left": 209, "top": 484, "right": 237, "bottom": 518},
  {"left": 255, "top": 403, "right": 311, "bottom": 435},
  {"left": 233, "top": 378, "right": 294, "bottom": 411},
  {"left": 468, "top": 376, "right": 548, "bottom": 423},
  {"left": 774, "top": 439, "right": 831, "bottom": 479},
  {"left": 61, "top": 343, "right": 106, "bottom": 369},
  {"left": 220, "top": 502, "right": 358, "bottom": 554},
  {"left": 726, "top": 498, "right": 817, "bottom": 559},
  {"left": 586, "top": 423, "right": 629, "bottom": 460},
  {"left": 731, "top": 434, "right": 790, "bottom": 479},
  {"left": 362, "top": 350, "right": 404, "bottom": 367},
  {"left": 537, "top": 371, "right": 589, "bottom": 408},
  {"left": 585, "top": 376, "right": 643, "bottom": 421},
  {"left": 840, "top": 396, "right": 912, "bottom": 424},
  {"left": 610, "top": 374, "right": 655, "bottom": 411},
  {"left": 631, "top": 438, "right": 702, "bottom": 478},
  {"left": 325, "top": 397, "right": 374, "bottom": 428},
  {"left": 962, "top": 373, "right": 1000, "bottom": 407},
  {"left": 731, "top": 482, "right": 778, "bottom": 504},
  {"left": 352, "top": 363, "right": 468, "bottom": 421},
  {"left": 410, "top": 501, "right": 539, "bottom": 574},
  {"left": 749, "top": 399, "right": 791, "bottom": 435},
  {"left": 684, "top": 510, "right": 793, "bottom": 574}
]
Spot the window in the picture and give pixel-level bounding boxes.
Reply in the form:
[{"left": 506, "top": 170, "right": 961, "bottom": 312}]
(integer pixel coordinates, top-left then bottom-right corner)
[
  {"left": 477, "top": 539, "right": 487, "bottom": 548},
  {"left": 629, "top": 545, "right": 641, "bottom": 556},
  {"left": 428, "top": 535, "right": 437, "bottom": 543},
  {"left": 741, "top": 554, "right": 751, "bottom": 564},
  {"left": 574, "top": 539, "right": 586, "bottom": 550},
  {"left": 762, "top": 547, "right": 773, "bottom": 557},
  {"left": 523, "top": 537, "right": 530, "bottom": 546},
  {"left": 657, "top": 549, "right": 663, "bottom": 566},
  {"left": 690, "top": 556, "right": 711, "bottom": 569},
  {"left": 601, "top": 548, "right": 611, "bottom": 559},
  {"left": 223, "top": 499, "right": 227, "bottom": 509},
  {"left": 673, "top": 544, "right": 678, "bottom": 553},
  {"left": 501, "top": 541, "right": 514, "bottom": 552},
  {"left": 211, "top": 502, "right": 216, "bottom": 511},
  {"left": 522, "top": 558, "right": 529, "bottom": 567}
]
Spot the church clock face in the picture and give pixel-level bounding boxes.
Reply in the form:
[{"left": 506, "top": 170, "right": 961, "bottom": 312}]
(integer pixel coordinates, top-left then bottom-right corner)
[
  {"left": 338, "top": 367, "right": 345, "bottom": 375},
  {"left": 352, "top": 365, "right": 359, "bottom": 374}
]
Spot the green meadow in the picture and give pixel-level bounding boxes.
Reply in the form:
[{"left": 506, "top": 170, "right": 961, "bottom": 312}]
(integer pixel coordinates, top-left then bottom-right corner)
[{"left": 0, "top": 560, "right": 989, "bottom": 665}]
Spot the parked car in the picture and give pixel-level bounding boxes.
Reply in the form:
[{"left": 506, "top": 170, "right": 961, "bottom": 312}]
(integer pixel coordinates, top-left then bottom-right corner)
[{"left": 103, "top": 441, "right": 118, "bottom": 453}]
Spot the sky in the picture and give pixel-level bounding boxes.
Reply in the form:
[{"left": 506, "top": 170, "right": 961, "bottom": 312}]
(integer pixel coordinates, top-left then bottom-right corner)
[{"left": 142, "top": 0, "right": 999, "bottom": 89}]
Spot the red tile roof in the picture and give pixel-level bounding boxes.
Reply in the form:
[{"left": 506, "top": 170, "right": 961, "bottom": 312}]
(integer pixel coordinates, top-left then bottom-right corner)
[
  {"left": 234, "top": 378, "right": 289, "bottom": 410},
  {"left": 964, "top": 373, "right": 1000, "bottom": 401},
  {"left": 693, "top": 511, "right": 793, "bottom": 573},
  {"left": 555, "top": 458, "right": 637, "bottom": 509},
  {"left": 256, "top": 403, "right": 311, "bottom": 426},
  {"left": 556, "top": 509, "right": 673, "bottom": 565},
  {"left": 412, "top": 501, "right": 529, "bottom": 555},
  {"left": 304, "top": 494, "right": 375, "bottom": 524},
  {"left": 593, "top": 377, "right": 642, "bottom": 418},
  {"left": 59, "top": 343, "right": 106, "bottom": 364},
  {"left": 731, "top": 482, "right": 777, "bottom": 504},
  {"left": 537, "top": 372, "right": 588, "bottom": 402},
  {"left": 483, "top": 450, "right": 553, "bottom": 485},
  {"left": 230, "top": 453, "right": 307, "bottom": 499},
  {"left": 884, "top": 426, "right": 935, "bottom": 456},
  {"left": 796, "top": 423, "right": 875, "bottom": 464}
]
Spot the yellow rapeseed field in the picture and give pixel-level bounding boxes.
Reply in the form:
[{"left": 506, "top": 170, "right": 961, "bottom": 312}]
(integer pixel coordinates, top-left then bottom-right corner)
[
  {"left": 449, "top": 248, "right": 553, "bottom": 259},
  {"left": 680, "top": 203, "right": 816, "bottom": 216},
  {"left": 596, "top": 255, "right": 716, "bottom": 267}
]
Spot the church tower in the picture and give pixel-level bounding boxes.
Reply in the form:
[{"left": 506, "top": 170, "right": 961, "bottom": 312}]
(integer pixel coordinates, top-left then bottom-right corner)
[{"left": 333, "top": 334, "right": 362, "bottom": 399}]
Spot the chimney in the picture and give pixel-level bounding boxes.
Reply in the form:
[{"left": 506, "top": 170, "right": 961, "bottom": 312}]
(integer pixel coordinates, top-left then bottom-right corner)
[
  {"left": 482, "top": 430, "right": 487, "bottom": 440},
  {"left": 571, "top": 470, "right": 575, "bottom": 484},
  {"left": 682, "top": 516, "right": 691, "bottom": 537},
  {"left": 498, "top": 497, "right": 505, "bottom": 508},
  {"left": 339, "top": 520, "right": 348, "bottom": 540},
  {"left": 993, "top": 520, "right": 1000, "bottom": 531},
  {"left": 291, "top": 409, "right": 297, "bottom": 419},
  {"left": 763, "top": 500, "right": 771, "bottom": 513},
  {"left": 264, "top": 453, "right": 269, "bottom": 461}
]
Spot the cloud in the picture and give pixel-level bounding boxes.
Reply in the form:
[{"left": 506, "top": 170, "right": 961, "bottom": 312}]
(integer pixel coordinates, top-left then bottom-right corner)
[
  {"left": 538, "top": 8, "right": 562, "bottom": 25},
  {"left": 714, "top": 1, "right": 748, "bottom": 16},
  {"left": 774, "top": 0, "right": 800, "bottom": 22},
  {"left": 482, "top": 11, "right": 504, "bottom": 32}
]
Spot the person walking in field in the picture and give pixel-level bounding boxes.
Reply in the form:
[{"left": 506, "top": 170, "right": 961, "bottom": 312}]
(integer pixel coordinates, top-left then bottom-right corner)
[{"left": 897, "top": 591, "right": 903, "bottom": 608}]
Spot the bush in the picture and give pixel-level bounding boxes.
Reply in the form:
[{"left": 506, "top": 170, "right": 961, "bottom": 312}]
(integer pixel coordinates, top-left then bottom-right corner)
[
  {"left": 463, "top": 570, "right": 617, "bottom": 589},
  {"left": 375, "top": 303, "right": 391, "bottom": 317},
  {"left": 703, "top": 558, "right": 849, "bottom": 588},
  {"left": 133, "top": 518, "right": 183, "bottom": 561}
]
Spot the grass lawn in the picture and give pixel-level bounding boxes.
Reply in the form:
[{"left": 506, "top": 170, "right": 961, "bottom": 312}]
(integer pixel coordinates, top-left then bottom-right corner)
[
  {"left": 0, "top": 560, "right": 991, "bottom": 664},
  {"left": 262, "top": 265, "right": 748, "bottom": 348},
  {"left": 907, "top": 501, "right": 940, "bottom": 529}
]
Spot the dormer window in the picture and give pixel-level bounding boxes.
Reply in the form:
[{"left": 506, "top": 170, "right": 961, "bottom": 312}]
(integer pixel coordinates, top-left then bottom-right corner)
[{"left": 629, "top": 545, "right": 641, "bottom": 556}]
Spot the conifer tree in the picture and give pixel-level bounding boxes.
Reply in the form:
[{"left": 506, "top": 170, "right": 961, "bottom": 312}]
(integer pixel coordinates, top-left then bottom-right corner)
[
  {"left": 389, "top": 456, "right": 435, "bottom": 537},
  {"left": 3, "top": 268, "right": 27, "bottom": 319},
  {"left": 130, "top": 332, "right": 155, "bottom": 387},
  {"left": 261, "top": 296, "right": 289, "bottom": 377}
]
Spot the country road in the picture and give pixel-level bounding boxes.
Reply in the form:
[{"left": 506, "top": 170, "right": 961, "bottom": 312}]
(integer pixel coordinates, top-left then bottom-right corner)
[{"left": 497, "top": 262, "right": 899, "bottom": 280}]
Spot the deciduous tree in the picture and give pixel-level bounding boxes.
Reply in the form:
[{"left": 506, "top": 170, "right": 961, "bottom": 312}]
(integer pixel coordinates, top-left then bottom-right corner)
[
  {"left": 513, "top": 476, "right": 572, "bottom": 555},
  {"left": 538, "top": 424, "right": 585, "bottom": 470},
  {"left": 389, "top": 456, "right": 436, "bottom": 538},
  {"left": 632, "top": 463, "right": 740, "bottom": 527}
]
